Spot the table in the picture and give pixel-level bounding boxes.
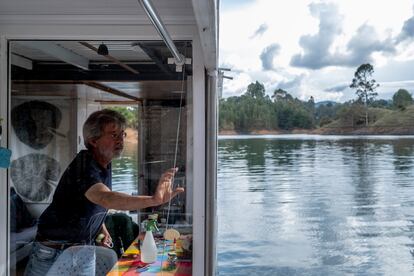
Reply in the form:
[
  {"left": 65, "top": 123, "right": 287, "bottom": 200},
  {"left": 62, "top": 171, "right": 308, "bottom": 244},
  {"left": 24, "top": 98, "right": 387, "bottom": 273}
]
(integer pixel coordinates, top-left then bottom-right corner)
[{"left": 107, "top": 235, "right": 192, "bottom": 275}]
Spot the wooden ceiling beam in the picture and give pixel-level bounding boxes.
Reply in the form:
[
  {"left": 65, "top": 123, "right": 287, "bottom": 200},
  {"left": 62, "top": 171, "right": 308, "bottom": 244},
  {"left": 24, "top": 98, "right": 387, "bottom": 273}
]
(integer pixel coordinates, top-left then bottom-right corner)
[
  {"left": 95, "top": 100, "right": 142, "bottom": 105},
  {"left": 79, "top": 42, "right": 139, "bottom": 75},
  {"left": 83, "top": 81, "right": 139, "bottom": 101}
]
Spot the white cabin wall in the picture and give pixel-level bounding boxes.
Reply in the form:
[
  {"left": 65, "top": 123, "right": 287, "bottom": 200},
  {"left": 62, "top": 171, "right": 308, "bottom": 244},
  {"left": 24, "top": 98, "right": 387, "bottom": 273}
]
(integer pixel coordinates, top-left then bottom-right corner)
[
  {"left": 75, "top": 85, "right": 89, "bottom": 153},
  {"left": 75, "top": 85, "right": 105, "bottom": 153},
  {"left": 0, "top": 24, "right": 195, "bottom": 41},
  {"left": 0, "top": 0, "right": 196, "bottom": 40}
]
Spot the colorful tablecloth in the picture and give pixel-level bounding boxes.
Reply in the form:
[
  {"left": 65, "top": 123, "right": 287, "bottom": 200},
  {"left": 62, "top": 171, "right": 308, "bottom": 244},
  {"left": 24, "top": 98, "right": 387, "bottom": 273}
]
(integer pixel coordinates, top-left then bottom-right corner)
[{"left": 107, "top": 237, "right": 192, "bottom": 276}]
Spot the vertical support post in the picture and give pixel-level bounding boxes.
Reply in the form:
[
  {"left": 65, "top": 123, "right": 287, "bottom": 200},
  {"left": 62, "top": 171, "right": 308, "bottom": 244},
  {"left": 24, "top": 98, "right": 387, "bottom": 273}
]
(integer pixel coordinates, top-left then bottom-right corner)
[
  {"left": 192, "top": 34, "right": 206, "bottom": 276},
  {"left": 137, "top": 100, "right": 146, "bottom": 226},
  {"left": 0, "top": 35, "right": 9, "bottom": 276},
  {"left": 205, "top": 70, "right": 217, "bottom": 276},
  {"left": 186, "top": 76, "right": 194, "bottom": 224}
]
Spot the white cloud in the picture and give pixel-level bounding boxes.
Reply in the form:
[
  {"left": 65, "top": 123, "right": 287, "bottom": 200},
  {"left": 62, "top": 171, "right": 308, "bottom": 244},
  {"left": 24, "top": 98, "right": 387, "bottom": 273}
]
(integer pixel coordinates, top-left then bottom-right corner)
[
  {"left": 220, "top": 0, "right": 414, "bottom": 102},
  {"left": 399, "top": 17, "right": 414, "bottom": 41},
  {"left": 325, "top": 84, "right": 349, "bottom": 93},
  {"left": 222, "top": 72, "right": 253, "bottom": 97},
  {"left": 342, "top": 24, "right": 395, "bottom": 66},
  {"left": 260, "top": 44, "right": 280, "bottom": 70},
  {"left": 290, "top": 2, "right": 344, "bottom": 69},
  {"left": 376, "top": 80, "right": 414, "bottom": 99},
  {"left": 291, "top": 4, "right": 396, "bottom": 69},
  {"left": 250, "top": 23, "right": 269, "bottom": 39}
]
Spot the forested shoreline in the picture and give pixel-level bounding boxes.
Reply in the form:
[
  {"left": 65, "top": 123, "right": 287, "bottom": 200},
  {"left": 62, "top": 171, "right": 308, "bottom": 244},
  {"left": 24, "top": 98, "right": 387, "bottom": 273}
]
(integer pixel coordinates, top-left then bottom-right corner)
[{"left": 219, "top": 64, "right": 414, "bottom": 135}]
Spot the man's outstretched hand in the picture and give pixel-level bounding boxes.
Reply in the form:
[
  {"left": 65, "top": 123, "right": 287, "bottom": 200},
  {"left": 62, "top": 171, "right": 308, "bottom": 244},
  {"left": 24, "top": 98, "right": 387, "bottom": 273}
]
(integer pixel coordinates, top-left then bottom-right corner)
[{"left": 153, "top": 168, "right": 185, "bottom": 205}]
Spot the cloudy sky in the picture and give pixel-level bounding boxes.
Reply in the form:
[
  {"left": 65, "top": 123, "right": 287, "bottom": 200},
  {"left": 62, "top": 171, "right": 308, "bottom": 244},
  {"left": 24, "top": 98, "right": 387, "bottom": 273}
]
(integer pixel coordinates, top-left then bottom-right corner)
[{"left": 219, "top": 0, "right": 414, "bottom": 102}]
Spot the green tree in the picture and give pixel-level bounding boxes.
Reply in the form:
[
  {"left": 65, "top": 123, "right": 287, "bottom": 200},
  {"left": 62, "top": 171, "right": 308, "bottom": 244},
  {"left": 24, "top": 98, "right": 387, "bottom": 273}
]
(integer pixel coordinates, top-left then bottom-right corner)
[
  {"left": 337, "top": 102, "right": 367, "bottom": 127},
  {"left": 218, "top": 81, "right": 317, "bottom": 133},
  {"left": 371, "top": 99, "right": 390, "bottom": 108},
  {"left": 306, "top": 96, "right": 315, "bottom": 113},
  {"left": 315, "top": 102, "right": 341, "bottom": 126},
  {"left": 349, "top": 63, "right": 379, "bottom": 126},
  {"left": 272, "top": 88, "right": 293, "bottom": 102},
  {"left": 393, "top": 89, "right": 413, "bottom": 110},
  {"left": 246, "top": 81, "right": 265, "bottom": 99},
  {"left": 108, "top": 106, "right": 138, "bottom": 128},
  {"left": 273, "top": 91, "right": 315, "bottom": 130}
]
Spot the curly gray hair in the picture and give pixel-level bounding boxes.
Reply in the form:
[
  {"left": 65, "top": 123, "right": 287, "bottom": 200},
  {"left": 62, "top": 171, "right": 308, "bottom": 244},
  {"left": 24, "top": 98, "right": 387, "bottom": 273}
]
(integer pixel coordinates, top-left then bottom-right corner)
[{"left": 83, "top": 109, "right": 126, "bottom": 149}]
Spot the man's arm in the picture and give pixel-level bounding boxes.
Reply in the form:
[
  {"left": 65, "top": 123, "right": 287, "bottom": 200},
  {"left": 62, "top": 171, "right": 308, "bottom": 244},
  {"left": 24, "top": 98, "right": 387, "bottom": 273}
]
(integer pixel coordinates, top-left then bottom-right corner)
[
  {"left": 85, "top": 184, "right": 156, "bottom": 210},
  {"left": 85, "top": 168, "right": 184, "bottom": 210}
]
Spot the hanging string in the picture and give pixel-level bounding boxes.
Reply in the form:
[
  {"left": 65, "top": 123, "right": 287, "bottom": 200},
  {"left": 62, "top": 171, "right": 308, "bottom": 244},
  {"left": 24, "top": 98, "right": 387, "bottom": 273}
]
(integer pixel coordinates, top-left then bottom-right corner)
[{"left": 160, "top": 43, "right": 188, "bottom": 273}]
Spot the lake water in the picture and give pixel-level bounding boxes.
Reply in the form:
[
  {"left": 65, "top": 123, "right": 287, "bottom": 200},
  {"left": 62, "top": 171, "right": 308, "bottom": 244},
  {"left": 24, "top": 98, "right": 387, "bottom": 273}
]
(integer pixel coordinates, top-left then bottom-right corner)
[
  {"left": 111, "top": 135, "right": 414, "bottom": 275},
  {"left": 217, "top": 135, "right": 414, "bottom": 276},
  {"left": 112, "top": 142, "right": 138, "bottom": 194}
]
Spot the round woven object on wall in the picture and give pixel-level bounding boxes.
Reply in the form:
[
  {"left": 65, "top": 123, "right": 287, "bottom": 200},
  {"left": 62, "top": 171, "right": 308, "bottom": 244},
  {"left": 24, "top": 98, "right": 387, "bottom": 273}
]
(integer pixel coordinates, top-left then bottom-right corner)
[
  {"left": 11, "top": 100, "right": 62, "bottom": 149},
  {"left": 11, "top": 153, "right": 61, "bottom": 202}
]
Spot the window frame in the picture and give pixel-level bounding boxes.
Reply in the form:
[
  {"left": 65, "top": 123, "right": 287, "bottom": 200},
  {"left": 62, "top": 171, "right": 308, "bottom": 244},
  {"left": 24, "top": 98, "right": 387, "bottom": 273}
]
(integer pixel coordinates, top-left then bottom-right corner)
[{"left": 1, "top": 31, "right": 207, "bottom": 276}]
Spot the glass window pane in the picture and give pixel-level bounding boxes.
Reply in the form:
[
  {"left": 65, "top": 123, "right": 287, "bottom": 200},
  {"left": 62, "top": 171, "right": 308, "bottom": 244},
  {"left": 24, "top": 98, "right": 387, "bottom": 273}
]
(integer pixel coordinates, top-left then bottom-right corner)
[{"left": 9, "top": 40, "right": 193, "bottom": 275}]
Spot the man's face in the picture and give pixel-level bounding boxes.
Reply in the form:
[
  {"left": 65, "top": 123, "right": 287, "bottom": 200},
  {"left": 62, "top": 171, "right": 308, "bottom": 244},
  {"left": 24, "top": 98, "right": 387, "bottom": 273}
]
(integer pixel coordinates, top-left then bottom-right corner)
[{"left": 94, "top": 123, "right": 125, "bottom": 160}]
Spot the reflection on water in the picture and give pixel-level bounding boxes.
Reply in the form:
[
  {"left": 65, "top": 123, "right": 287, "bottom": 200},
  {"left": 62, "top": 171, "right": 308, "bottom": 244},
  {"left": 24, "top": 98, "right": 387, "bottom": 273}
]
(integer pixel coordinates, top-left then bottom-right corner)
[
  {"left": 112, "top": 142, "right": 138, "bottom": 194},
  {"left": 218, "top": 135, "right": 414, "bottom": 276}
]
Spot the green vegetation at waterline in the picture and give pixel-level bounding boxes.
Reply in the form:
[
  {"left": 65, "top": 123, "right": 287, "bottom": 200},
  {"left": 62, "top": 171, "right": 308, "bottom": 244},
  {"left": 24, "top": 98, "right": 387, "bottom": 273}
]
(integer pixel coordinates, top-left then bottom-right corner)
[
  {"left": 219, "top": 64, "right": 414, "bottom": 135},
  {"left": 107, "top": 106, "right": 139, "bottom": 129}
]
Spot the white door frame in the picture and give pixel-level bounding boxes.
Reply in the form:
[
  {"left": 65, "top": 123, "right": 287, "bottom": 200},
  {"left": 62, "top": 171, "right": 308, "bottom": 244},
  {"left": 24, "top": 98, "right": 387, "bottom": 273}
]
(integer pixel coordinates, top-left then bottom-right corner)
[{"left": 0, "top": 34, "right": 10, "bottom": 276}]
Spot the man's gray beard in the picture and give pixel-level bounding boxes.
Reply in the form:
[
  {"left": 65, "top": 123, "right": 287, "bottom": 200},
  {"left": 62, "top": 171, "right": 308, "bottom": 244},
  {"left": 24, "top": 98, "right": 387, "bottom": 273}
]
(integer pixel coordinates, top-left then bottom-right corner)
[
  {"left": 113, "top": 149, "right": 123, "bottom": 158},
  {"left": 99, "top": 149, "right": 114, "bottom": 161},
  {"left": 98, "top": 147, "right": 123, "bottom": 161}
]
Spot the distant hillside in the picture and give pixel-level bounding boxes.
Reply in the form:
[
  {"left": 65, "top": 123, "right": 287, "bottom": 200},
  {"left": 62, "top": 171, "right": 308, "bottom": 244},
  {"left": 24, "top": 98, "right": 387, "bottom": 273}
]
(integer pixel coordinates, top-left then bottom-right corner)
[
  {"left": 320, "top": 106, "right": 414, "bottom": 135},
  {"left": 373, "top": 105, "right": 414, "bottom": 127},
  {"left": 315, "top": 101, "right": 337, "bottom": 107}
]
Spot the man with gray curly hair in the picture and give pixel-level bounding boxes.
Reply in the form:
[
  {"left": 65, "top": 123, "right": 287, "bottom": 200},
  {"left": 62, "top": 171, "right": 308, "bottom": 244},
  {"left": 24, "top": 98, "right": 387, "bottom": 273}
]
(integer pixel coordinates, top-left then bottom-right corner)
[{"left": 25, "top": 109, "right": 184, "bottom": 276}]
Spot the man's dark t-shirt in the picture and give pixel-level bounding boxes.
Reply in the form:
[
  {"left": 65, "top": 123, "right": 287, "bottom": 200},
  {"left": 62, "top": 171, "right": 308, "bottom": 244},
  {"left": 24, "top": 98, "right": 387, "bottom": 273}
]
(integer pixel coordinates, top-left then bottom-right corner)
[{"left": 37, "top": 150, "right": 112, "bottom": 244}]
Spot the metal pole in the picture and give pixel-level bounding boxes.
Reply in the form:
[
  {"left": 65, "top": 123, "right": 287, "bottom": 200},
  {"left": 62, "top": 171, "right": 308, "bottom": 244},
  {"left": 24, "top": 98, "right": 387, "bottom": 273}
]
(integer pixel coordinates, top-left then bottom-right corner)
[
  {"left": 205, "top": 71, "right": 218, "bottom": 276},
  {"left": 138, "top": 0, "right": 185, "bottom": 65}
]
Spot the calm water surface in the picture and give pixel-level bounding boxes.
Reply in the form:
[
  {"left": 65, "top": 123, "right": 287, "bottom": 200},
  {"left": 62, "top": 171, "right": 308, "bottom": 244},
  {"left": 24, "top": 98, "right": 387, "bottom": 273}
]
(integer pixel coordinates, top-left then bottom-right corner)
[
  {"left": 112, "top": 135, "right": 414, "bottom": 275},
  {"left": 217, "top": 135, "right": 414, "bottom": 276},
  {"left": 112, "top": 142, "right": 138, "bottom": 194}
]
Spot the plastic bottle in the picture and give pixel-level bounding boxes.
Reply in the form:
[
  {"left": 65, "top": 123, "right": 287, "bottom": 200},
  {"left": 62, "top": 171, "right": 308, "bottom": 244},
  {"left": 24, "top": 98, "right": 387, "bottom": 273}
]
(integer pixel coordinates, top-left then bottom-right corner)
[{"left": 141, "top": 215, "right": 158, "bottom": 263}]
